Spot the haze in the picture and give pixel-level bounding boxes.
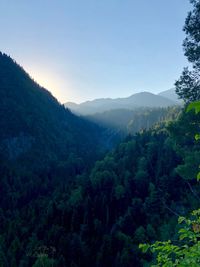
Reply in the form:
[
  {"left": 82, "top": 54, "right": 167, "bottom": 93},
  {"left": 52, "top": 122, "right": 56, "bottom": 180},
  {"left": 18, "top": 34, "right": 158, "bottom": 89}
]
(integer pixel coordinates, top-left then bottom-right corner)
[{"left": 0, "top": 0, "right": 190, "bottom": 103}]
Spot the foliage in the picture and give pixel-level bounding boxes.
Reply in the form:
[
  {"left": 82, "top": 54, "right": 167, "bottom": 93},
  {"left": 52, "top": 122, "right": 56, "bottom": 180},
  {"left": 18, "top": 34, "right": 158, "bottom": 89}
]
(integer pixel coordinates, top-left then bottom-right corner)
[
  {"left": 175, "top": 0, "right": 200, "bottom": 102},
  {"left": 139, "top": 100, "right": 200, "bottom": 266},
  {"left": 140, "top": 209, "right": 200, "bottom": 267},
  {"left": 187, "top": 101, "right": 200, "bottom": 179},
  {"left": 1, "top": 1, "right": 200, "bottom": 264},
  {"left": 183, "top": 0, "right": 200, "bottom": 69},
  {"left": 175, "top": 67, "right": 200, "bottom": 103},
  {"left": 187, "top": 101, "right": 200, "bottom": 114},
  {"left": 2, "top": 116, "right": 198, "bottom": 266}
]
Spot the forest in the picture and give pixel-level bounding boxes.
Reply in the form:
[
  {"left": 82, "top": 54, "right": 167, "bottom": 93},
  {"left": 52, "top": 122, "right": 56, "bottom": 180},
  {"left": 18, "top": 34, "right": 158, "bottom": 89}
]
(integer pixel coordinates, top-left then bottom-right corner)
[{"left": 0, "top": 0, "right": 200, "bottom": 267}]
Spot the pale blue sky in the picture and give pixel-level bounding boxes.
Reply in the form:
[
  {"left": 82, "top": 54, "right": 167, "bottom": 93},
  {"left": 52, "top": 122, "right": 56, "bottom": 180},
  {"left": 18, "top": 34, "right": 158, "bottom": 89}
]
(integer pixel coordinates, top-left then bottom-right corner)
[{"left": 0, "top": 0, "right": 191, "bottom": 103}]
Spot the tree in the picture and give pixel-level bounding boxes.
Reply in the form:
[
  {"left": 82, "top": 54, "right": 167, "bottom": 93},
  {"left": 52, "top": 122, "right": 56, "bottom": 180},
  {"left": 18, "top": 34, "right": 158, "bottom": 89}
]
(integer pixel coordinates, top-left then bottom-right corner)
[
  {"left": 140, "top": 209, "right": 200, "bottom": 266},
  {"left": 175, "top": 0, "right": 200, "bottom": 102},
  {"left": 139, "top": 101, "right": 200, "bottom": 266},
  {"left": 175, "top": 67, "right": 200, "bottom": 103},
  {"left": 183, "top": 0, "right": 200, "bottom": 69}
]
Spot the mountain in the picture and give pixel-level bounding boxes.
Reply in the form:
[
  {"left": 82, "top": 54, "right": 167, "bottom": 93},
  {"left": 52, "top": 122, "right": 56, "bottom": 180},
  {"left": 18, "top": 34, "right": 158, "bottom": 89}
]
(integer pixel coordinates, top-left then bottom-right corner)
[
  {"left": 0, "top": 52, "right": 103, "bottom": 171},
  {"left": 65, "top": 92, "right": 178, "bottom": 115},
  {"left": 1, "top": 55, "right": 199, "bottom": 267},
  {"left": 86, "top": 106, "right": 181, "bottom": 134},
  {"left": 158, "top": 88, "right": 181, "bottom": 103}
]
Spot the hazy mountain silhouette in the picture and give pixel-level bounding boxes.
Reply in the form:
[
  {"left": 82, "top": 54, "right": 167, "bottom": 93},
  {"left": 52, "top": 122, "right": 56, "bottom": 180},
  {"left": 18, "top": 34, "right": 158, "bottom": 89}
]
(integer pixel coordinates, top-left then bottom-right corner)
[
  {"left": 65, "top": 91, "right": 178, "bottom": 115},
  {"left": 158, "top": 88, "right": 181, "bottom": 103}
]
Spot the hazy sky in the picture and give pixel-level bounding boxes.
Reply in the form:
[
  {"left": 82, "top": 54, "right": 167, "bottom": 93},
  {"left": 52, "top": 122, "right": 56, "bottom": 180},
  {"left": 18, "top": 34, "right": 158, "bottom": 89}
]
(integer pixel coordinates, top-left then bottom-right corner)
[{"left": 1, "top": 0, "right": 191, "bottom": 103}]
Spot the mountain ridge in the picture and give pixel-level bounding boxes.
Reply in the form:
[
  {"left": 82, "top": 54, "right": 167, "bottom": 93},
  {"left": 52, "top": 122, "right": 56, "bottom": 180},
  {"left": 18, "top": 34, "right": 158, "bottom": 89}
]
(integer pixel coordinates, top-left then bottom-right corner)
[
  {"left": 158, "top": 88, "right": 180, "bottom": 102},
  {"left": 65, "top": 90, "right": 179, "bottom": 115},
  {"left": 0, "top": 52, "right": 103, "bottom": 170}
]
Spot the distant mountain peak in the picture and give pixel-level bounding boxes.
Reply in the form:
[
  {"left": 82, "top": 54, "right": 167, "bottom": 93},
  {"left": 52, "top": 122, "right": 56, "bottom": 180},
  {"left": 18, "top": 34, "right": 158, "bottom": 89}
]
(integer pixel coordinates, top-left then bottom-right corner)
[
  {"left": 158, "top": 88, "right": 181, "bottom": 103},
  {"left": 65, "top": 90, "right": 178, "bottom": 115}
]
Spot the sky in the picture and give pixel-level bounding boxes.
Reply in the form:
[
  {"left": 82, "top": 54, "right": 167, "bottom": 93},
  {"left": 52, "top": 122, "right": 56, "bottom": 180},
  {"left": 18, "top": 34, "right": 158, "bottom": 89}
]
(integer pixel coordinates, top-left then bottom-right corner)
[{"left": 0, "top": 0, "right": 191, "bottom": 103}]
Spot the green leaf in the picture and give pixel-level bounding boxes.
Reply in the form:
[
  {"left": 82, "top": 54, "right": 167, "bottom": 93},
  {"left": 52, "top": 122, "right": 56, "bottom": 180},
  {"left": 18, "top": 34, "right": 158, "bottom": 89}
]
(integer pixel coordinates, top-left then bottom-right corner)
[
  {"left": 139, "top": 243, "right": 150, "bottom": 253},
  {"left": 178, "top": 216, "right": 185, "bottom": 224},
  {"left": 195, "top": 134, "right": 200, "bottom": 141},
  {"left": 187, "top": 101, "right": 200, "bottom": 114}
]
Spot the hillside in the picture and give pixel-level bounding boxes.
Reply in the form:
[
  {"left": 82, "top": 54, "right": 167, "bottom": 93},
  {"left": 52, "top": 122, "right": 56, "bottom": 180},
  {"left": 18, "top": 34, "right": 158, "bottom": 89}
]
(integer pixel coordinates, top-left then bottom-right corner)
[
  {"left": 86, "top": 106, "right": 181, "bottom": 134},
  {"left": 0, "top": 53, "right": 200, "bottom": 267},
  {"left": 65, "top": 92, "right": 177, "bottom": 115},
  {"left": 0, "top": 52, "right": 103, "bottom": 171},
  {"left": 1, "top": 106, "right": 200, "bottom": 266}
]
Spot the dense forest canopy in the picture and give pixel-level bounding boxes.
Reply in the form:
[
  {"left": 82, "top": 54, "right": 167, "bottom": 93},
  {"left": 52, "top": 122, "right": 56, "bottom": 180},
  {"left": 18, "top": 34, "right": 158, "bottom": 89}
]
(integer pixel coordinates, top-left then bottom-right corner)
[
  {"left": 1, "top": 1, "right": 200, "bottom": 267},
  {"left": 0, "top": 53, "right": 200, "bottom": 266},
  {"left": 0, "top": 52, "right": 108, "bottom": 171},
  {"left": 141, "top": 0, "right": 200, "bottom": 265}
]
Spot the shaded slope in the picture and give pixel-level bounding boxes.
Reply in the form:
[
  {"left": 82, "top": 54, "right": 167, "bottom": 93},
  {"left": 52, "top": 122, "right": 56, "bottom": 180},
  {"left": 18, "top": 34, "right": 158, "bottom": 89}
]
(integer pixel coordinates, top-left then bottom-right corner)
[
  {"left": 0, "top": 52, "right": 103, "bottom": 170},
  {"left": 86, "top": 106, "right": 181, "bottom": 134}
]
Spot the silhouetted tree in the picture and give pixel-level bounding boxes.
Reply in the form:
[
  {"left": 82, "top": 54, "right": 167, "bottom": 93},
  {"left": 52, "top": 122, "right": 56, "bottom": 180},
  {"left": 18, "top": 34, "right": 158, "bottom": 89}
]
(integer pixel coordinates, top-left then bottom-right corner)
[{"left": 175, "top": 0, "right": 200, "bottom": 102}]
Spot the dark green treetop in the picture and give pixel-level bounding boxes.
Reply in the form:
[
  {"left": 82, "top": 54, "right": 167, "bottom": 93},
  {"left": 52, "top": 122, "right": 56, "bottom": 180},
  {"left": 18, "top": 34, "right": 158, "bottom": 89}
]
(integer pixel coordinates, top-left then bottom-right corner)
[{"left": 175, "top": 0, "right": 200, "bottom": 103}]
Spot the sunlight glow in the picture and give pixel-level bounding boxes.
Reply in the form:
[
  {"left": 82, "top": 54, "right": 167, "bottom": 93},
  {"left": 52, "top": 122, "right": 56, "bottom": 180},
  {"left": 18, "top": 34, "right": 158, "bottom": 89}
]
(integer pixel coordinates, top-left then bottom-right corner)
[
  {"left": 29, "top": 68, "right": 64, "bottom": 102},
  {"left": 25, "top": 65, "right": 71, "bottom": 103}
]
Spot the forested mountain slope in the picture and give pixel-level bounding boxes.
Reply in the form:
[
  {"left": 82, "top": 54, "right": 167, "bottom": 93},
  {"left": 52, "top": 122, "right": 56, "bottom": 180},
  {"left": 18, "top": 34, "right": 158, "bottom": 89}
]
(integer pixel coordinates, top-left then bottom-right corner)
[
  {"left": 1, "top": 104, "right": 200, "bottom": 266},
  {"left": 0, "top": 54, "right": 200, "bottom": 266},
  {"left": 86, "top": 106, "right": 181, "bottom": 134},
  {"left": 0, "top": 52, "right": 104, "bottom": 171}
]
